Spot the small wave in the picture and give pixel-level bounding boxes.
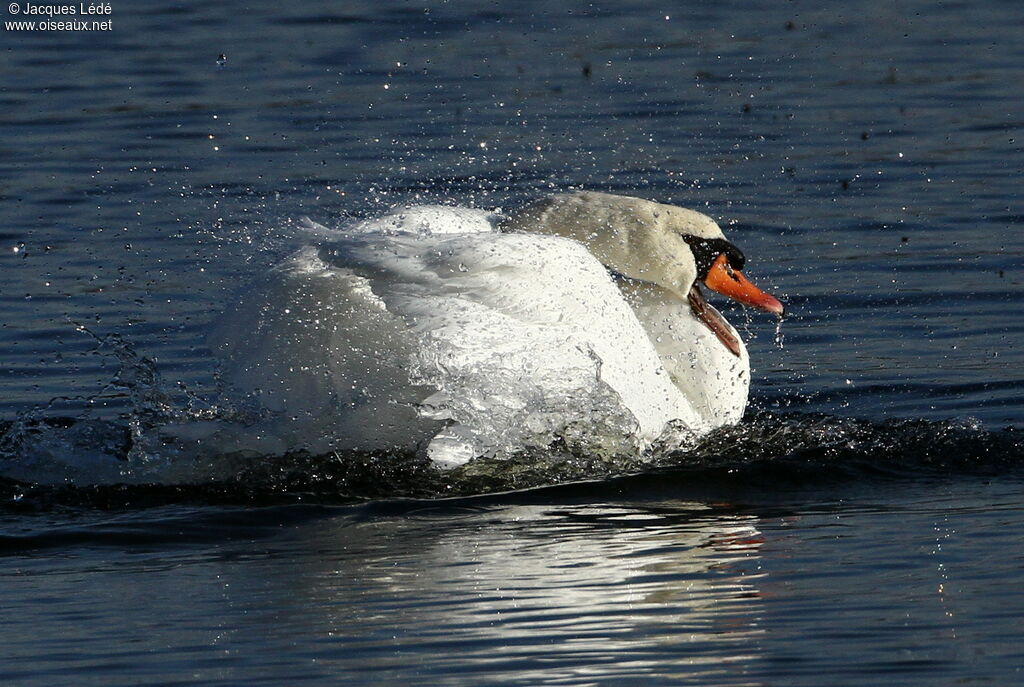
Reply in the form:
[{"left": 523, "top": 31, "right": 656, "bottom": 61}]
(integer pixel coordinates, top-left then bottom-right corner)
[{"left": 2, "top": 410, "right": 1021, "bottom": 512}]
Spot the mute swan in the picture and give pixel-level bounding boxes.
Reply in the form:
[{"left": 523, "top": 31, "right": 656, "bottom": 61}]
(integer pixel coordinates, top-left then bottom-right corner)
[{"left": 207, "top": 191, "right": 783, "bottom": 468}]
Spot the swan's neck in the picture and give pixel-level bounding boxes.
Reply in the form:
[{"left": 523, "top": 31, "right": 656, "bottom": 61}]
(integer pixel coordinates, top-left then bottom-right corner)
[
  {"left": 501, "top": 192, "right": 700, "bottom": 301},
  {"left": 616, "top": 278, "right": 750, "bottom": 426}
]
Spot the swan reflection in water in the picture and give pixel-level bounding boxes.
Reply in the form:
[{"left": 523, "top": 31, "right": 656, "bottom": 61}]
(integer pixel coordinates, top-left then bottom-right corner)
[{"left": 220, "top": 502, "right": 771, "bottom": 684}]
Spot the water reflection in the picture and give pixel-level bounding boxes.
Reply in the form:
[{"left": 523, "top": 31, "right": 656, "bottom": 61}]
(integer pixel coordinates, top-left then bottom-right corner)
[{"left": 267, "top": 502, "right": 769, "bottom": 684}]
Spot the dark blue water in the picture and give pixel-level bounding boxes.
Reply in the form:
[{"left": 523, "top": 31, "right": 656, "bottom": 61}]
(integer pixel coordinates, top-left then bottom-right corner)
[{"left": 2, "top": 1, "right": 1023, "bottom": 684}]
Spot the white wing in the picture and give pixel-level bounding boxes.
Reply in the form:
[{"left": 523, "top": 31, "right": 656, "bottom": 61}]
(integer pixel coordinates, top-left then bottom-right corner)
[{"left": 205, "top": 207, "right": 705, "bottom": 466}]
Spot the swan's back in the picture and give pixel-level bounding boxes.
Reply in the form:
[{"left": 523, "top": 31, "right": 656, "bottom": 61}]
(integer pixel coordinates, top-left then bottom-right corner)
[{"left": 207, "top": 206, "right": 707, "bottom": 467}]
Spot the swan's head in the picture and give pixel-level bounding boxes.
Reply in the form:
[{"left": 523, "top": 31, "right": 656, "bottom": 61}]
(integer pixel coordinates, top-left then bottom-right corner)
[{"left": 501, "top": 190, "right": 783, "bottom": 356}]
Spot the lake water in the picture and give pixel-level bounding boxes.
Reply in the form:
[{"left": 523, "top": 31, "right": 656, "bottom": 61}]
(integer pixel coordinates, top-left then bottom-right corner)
[{"left": 2, "top": 0, "right": 1023, "bottom": 684}]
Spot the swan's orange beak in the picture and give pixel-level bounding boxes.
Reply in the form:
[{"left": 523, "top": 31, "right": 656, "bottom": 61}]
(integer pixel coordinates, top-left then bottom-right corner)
[{"left": 703, "top": 254, "right": 784, "bottom": 316}]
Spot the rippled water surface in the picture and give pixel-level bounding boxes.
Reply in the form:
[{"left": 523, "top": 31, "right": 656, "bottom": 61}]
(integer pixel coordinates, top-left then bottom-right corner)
[
  {"left": 2, "top": 0, "right": 1023, "bottom": 684},
  {"left": 4, "top": 477, "right": 1024, "bottom": 686}
]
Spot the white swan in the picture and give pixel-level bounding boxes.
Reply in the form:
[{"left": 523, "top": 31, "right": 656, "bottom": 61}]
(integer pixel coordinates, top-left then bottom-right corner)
[{"left": 205, "top": 191, "right": 783, "bottom": 468}]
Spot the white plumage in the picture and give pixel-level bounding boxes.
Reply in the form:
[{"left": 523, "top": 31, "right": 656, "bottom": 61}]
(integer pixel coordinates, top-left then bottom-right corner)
[{"left": 205, "top": 193, "right": 775, "bottom": 468}]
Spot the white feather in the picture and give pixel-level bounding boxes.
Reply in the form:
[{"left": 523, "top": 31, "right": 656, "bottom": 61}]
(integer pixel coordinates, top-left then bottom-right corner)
[{"left": 203, "top": 199, "right": 751, "bottom": 468}]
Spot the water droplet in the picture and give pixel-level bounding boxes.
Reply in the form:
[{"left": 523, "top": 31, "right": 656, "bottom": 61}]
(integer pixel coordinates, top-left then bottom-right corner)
[{"left": 773, "top": 318, "right": 785, "bottom": 349}]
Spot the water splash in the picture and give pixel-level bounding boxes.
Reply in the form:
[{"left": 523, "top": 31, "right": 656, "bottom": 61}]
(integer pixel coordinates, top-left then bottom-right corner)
[
  {"left": 0, "top": 326, "right": 258, "bottom": 486},
  {"left": 2, "top": 405, "right": 1022, "bottom": 510},
  {"left": 1, "top": 321, "right": 1020, "bottom": 506}
]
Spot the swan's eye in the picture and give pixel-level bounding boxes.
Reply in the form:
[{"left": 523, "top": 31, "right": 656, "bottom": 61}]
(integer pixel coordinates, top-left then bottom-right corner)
[
  {"left": 724, "top": 246, "right": 746, "bottom": 272},
  {"left": 682, "top": 236, "right": 746, "bottom": 279}
]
